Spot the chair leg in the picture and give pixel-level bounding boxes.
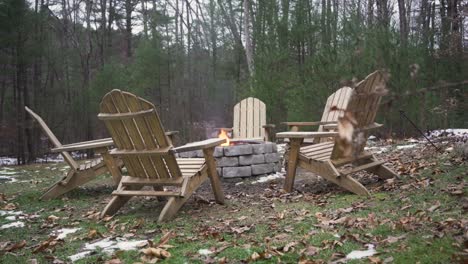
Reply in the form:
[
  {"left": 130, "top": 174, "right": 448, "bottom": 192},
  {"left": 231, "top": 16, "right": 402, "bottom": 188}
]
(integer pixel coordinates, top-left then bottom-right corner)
[
  {"left": 40, "top": 170, "right": 95, "bottom": 200},
  {"left": 203, "top": 148, "right": 225, "bottom": 204},
  {"left": 158, "top": 173, "right": 208, "bottom": 222},
  {"left": 158, "top": 197, "right": 188, "bottom": 222},
  {"left": 100, "top": 185, "right": 141, "bottom": 217},
  {"left": 284, "top": 139, "right": 302, "bottom": 192}
]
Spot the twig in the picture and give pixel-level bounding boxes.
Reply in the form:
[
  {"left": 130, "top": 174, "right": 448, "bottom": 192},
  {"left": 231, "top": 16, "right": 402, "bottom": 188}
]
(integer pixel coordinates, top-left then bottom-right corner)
[{"left": 399, "top": 110, "right": 442, "bottom": 153}]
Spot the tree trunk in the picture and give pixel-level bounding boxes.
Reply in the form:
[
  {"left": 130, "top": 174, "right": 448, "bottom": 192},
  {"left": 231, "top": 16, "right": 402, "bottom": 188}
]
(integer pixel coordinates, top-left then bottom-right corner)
[
  {"left": 243, "top": 0, "right": 254, "bottom": 78},
  {"left": 397, "top": 0, "right": 408, "bottom": 45}
]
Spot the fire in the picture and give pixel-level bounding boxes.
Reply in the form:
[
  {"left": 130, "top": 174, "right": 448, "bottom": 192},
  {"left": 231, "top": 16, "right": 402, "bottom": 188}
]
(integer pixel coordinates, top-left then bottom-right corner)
[{"left": 218, "top": 129, "right": 230, "bottom": 146}]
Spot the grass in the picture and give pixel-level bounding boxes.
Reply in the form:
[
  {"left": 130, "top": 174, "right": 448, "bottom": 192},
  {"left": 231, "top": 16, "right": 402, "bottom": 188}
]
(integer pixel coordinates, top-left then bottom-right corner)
[{"left": 0, "top": 151, "right": 466, "bottom": 264}]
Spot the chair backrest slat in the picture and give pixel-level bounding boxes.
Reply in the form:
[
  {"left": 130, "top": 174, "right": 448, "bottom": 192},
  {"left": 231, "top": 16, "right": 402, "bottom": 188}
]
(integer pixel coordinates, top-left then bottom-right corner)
[
  {"left": 331, "top": 71, "right": 387, "bottom": 159},
  {"left": 233, "top": 97, "right": 266, "bottom": 139},
  {"left": 100, "top": 90, "right": 181, "bottom": 179},
  {"left": 319, "top": 87, "right": 353, "bottom": 132},
  {"left": 24, "top": 107, "right": 78, "bottom": 170}
]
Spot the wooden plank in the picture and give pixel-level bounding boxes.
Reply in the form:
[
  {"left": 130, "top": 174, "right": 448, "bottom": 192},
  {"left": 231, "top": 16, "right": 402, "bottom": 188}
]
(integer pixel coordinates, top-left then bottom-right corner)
[
  {"left": 284, "top": 138, "right": 302, "bottom": 192},
  {"left": 112, "top": 91, "right": 154, "bottom": 179},
  {"left": 109, "top": 147, "right": 173, "bottom": 156},
  {"left": 340, "top": 160, "right": 384, "bottom": 176},
  {"left": 51, "top": 140, "right": 114, "bottom": 152},
  {"left": 239, "top": 98, "right": 247, "bottom": 138},
  {"left": 276, "top": 131, "right": 338, "bottom": 139},
  {"left": 112, "top": 190, "right": 181, "bottom": 197},
  {"left": 259, "top": 100, "right": 266, "bottom": 140},
  {"left": 174, "top": 138, "right": 226, "bottom": 153},
  {"left": 300, "top": 141, "right": 334, "bottom": 152},
  {"left": 97, "top": 109, "right": 154, "bottom": 120},
  {"left": 25, "top": 107, "right": 79, "bottom": 170},
  {"left": 120, "top": 176, "right": 184, "bottom": 186},
  {"left": 136, "top": 93, "right": 181, "bottom": 179},
  {"left": 176, "top": 158, "right": 206, "bottom": 164},
  {"left": 101, "top": 91, "right": 139, "bottom": 177},
  {"left": 233, "top": 102, "right": 240, "bottom": 138},
  {"left": 247, "top": 97, "right": 254, "bottom": 138},
  {"left": 253, "top": 98, "right": 260, "bottom": 138},
  {"left": 202, "top": 148, "right": 225, "bottom": 203}
]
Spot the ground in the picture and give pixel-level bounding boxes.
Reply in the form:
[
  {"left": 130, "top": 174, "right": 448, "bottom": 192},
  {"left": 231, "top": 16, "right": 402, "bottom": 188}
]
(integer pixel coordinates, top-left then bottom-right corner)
[{"left": 0, "top": 136, "right": 466, "bottom": 263}]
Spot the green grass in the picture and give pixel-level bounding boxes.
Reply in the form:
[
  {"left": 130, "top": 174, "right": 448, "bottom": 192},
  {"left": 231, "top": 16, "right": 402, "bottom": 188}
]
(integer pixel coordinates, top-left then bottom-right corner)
[{"left": 0, "top": 154, "right": 466, "bottom": 263}]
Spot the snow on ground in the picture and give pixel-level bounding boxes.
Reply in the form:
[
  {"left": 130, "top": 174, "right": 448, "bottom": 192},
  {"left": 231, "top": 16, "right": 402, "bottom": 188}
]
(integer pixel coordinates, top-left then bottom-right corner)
[
  {"left": 68, "top": 238, "right": 148, "bottom": 262},
  {"left": 251, "top": 171, "right": 285, "bottom": 184},
  {"left": 427, "top": 129, "right": 468, "bottom": 139},
  {"left": 346, "top": 244, "right": 377, "bottom": 259},
  {"left": 396, "top": 144, "right": 418, "bottom": 150},
  {"left": 0, "top": 221, "right": 25, "bottom": 230},
  {"left": 52, "top": 228, "right": 82, "bottom": 240}
]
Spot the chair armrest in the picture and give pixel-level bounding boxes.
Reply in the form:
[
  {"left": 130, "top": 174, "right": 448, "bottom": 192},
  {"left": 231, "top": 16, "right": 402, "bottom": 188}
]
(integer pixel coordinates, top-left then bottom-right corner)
[
  {"left": 276, "top": 131, "right": 338, "bottom": 139},
  {"left": 262, "top": 124, "right": 276, "bottom": 128},
  {"left": 174, "top": 138, "right": 226, "bottom": 153},
  {"left": 360, "top": 123, "right": 383, "bottom": 131},
  {"left": 282, "top": 121, "right": 338, "bottom": 127},
  {"left": 51, "top": 138, "right": 114, "bottom": 152},
  {"left": 165, "top": 131, "right": 179, "bottom": 136}
]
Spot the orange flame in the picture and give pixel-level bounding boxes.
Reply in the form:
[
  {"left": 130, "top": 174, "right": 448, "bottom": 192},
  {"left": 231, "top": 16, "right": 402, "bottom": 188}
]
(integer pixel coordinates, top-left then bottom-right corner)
[{"left": 218, "top": 129, "right": 230, "bottom": 146}]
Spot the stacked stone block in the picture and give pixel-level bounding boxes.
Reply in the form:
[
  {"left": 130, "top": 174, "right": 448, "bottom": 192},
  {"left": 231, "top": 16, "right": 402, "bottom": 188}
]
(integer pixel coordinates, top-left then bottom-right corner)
[{"left": 177, "top": 142, "right": 281, "bottom": 178}]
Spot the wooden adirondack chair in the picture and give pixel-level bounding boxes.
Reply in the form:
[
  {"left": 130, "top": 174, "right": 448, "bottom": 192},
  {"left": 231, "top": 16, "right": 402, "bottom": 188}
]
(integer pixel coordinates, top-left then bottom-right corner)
[
  {"left": 98, "top": 90, "right": 225, "bottom": 222},
  {"left": 25, "top": 107, "right": 123, "bottom": 200},
  {"left": 283, "top": 87, "right": 353, "bottom": 144},
  {"left": 218, "top": 97, "right": 275, "bottom": 142},
  {"left": 277, "top": 71, "right": 399, "bottom": 195}
]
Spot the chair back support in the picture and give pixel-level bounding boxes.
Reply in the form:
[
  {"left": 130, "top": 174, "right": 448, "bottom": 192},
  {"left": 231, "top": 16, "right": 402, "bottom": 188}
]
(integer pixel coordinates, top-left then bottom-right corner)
[
  {"left": 318, "top": 87, "right": 353, "bottom": 132},
  {"left": 233, "top": 97, "right": 266, "bottom": 139},
  {"left": 99, "top": 90, "right": 182, "bottom": 179},
  {"left": 24, "top": 107, "right": 79, "bottom": 170},
  {"left": 331, "top": 71, "right": 387, "bottom": 159}
]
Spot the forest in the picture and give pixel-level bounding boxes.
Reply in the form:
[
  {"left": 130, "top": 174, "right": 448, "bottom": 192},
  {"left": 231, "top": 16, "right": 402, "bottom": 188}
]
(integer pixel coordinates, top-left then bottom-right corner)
[{"left": 0, "top": 0, "right": 466, "bottom": 164}]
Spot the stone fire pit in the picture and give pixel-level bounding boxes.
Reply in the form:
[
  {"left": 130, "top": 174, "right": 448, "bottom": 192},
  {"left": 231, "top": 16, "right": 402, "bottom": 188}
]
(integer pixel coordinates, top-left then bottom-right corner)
[{"left": 177, "top": 141, "right": 281, "bottom": 178}]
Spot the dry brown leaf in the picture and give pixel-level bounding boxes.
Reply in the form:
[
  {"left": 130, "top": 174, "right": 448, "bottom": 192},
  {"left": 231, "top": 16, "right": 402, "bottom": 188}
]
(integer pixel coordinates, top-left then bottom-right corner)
[
  {"left": 2, "top": 203, "right": 17, "bottom": 210},
  {"left": 155, "top": 231, "right": 173, "bottom": 248},
  {"left": 3, "top": 240, "right": 26, "bottom": 252},
  {"left": 302, "top": 246, "right": 319, "bottom": 256},
  {"left": 33, "top": 237, "right": 59, "bottom": 254},
  {"left": 250, "top": 252, "right": 261, "bottom": 261},
  {"left": 104, "top": 259, "right": 122, "bottom": 264},
  {"left": 87, "top": 229, "right": 103, "bottom": 240},
  {"left": 368, "top": 256, "right": 382, "bottom": 263},
  {"left": 47, "top": 215, "right": 60, "bottom": 222}
]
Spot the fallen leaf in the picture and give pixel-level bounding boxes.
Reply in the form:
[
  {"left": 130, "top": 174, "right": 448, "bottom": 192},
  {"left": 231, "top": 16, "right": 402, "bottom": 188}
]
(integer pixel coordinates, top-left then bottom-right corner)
[
  {"left": 104, "top": 259, "right": 122, "bottom": 264},
  {"left": 302, "top": 246, "right": 319, "bottom": 256},
  {"left": 3, "top": 240, "right": 26, "bottom": 252}
]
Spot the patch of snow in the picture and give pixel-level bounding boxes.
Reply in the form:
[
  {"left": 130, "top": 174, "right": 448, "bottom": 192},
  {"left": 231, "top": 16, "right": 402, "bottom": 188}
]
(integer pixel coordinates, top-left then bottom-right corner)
[
  {"left": 406, "top": 138, "right": 419, "bottom": 143},
  {"left": 69, "top": 251, "right": 93, "bottom": 262},
  {"left": 0, "top": 170, "right": 17, "bottom": 175},
  {"left": 68, "top": 237, "right": 148, "bottom": 261},
  {"left": 235, "top": 181, "right": 244, "bottom": 186},
  {"left": 198, "top": 249, "right": 214, "bottom": 255},
  {"left": 396, "top": 144, "right": 418, "bottom": 150},
  {"left": 0, "top": 157, "right": 17, "bottom": 165},
  {"left": 0, "top": 210, "right": 24, "bottom": 216},
  {"left": 53, "top": 228, "right": 81, "bottom": 240},
  {"left": 346, "top": 244, "right": 377, "bottom": 260},
  {"left": 365, "top": 146, "right": 389, "bottom": 154},
  {"left": 368, "top": 135, "right": 377, "bottom": 140},
  {"left": 427, "top": 129, "right": 468, "bottom": 139},
  {"left": 0, "top": 221, "right": 25, "bottom": 229},
  {"left": 0, "top": 176, "right": 17, "bottom": 182},
  {"left": 251, "top": 172, "right": 285, "bottom": 184},
  {"left": 276, "top": 143, "right": 286, "bottom": 155},
  {"left": 333, "top": 234, "right": 340, "bottom": 238},
  {"left": 5, "top": 215, "right": 24, "bottom": 221}
]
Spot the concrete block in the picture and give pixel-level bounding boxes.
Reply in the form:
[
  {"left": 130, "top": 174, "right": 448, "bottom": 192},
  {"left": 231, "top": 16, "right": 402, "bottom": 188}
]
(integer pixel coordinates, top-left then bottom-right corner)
[
  {"left": 216, "top": 168, "right": 223, "bottom": 177},
  {"left": 252, "top": 143, "right": 272, "bottom": 154},
  {"left": 195, "top": 150, "right": 204, "bottom": 158},
  {"left": 223, "top": 166, "right": 252, "bottom": 178},
  {"left": 216, "top": 156, "right": 239, "bottom": 167},
  {"left": 271, "top": 142, "right": 278, "bottom": 152},
  {"left": 239, "top": 154, "right": 265, "bottom": 165},
  {"left": 251, "top": 163, "right": 274, "bottom": 175},
  {"left": 224, "top": 144, "right": 252, "bottom": 156},
  {"left": 265, "top": 153, "right": 280, "bottom": 163},
  {"left": 213, "top": 147, "right": 224, "bottom": 157}
]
